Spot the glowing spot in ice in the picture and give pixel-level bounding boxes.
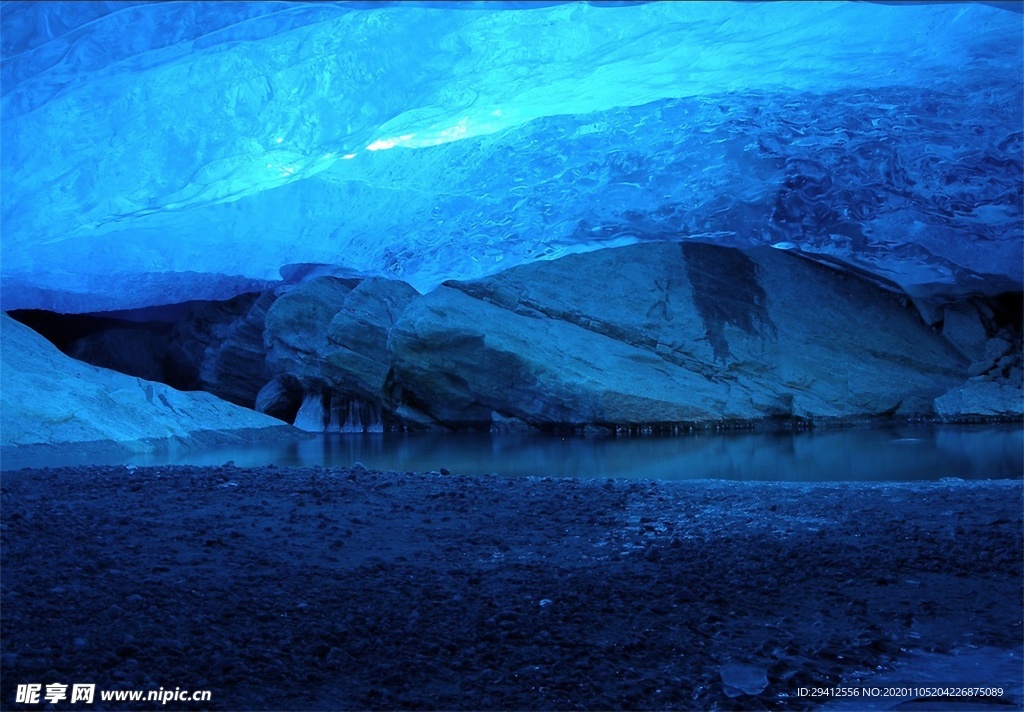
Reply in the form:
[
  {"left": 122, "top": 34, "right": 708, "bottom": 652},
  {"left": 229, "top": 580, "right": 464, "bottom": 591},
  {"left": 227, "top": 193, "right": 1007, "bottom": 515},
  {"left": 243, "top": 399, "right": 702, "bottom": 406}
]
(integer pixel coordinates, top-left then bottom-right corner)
[
  {"left": 275, "top": 137, "right": 284, "bottom": 144},
  {"left": 367, "top": 133, "right": 416, "bottom": 151},
  {"left": 438, "top": 118, "right": 469, "bottom": 141},
  {"left": 341, "top": 153, "right": 356, "bottom": 160},
  {"left": 366, "top": 137, "right": 396, "bottom": 151}
]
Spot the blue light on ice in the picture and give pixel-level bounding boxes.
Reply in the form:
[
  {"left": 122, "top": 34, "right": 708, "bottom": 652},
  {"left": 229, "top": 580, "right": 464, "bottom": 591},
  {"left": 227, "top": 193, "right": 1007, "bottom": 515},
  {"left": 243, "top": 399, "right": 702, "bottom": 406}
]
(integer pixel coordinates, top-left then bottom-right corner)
[{"left": 0, "top": 1, "right": 1020, "bottom": 312}]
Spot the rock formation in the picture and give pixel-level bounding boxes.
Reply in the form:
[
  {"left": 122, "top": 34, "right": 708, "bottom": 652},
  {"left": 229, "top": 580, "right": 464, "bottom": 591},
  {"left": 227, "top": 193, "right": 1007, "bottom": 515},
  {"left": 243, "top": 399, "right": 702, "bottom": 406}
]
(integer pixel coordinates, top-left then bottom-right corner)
[
  {"left": 58, "top": 292, "right": 277, "bottom": 409},
  {"left": 67, "top": 323, "right": 177, "bottom": 385},
  {"left": 0, "top": 314, "right": 301, "bottom": 462},
  {"left": 30, "top": 243, "right": 1020, "bottom": 434},
  {"left": 264, "top": 276, "right": 356, "bottom": 387},
  {"left": 934, "top": 297, "right": 1023, "bottom": 420},
  {"left": 385, "top": 242, "right": 968, "bottom": 431},
  {"left": 262, "top": 276, "right": 418, "bottom": 431},
  {"left": 177, "top": 291, "right": 278, "bottom": 408}
]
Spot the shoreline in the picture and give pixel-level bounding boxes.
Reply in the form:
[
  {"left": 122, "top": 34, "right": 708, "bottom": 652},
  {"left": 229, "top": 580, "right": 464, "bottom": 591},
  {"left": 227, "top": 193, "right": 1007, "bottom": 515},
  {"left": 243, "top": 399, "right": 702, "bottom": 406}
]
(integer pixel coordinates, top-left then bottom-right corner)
[
  {"left": 3, "top": 413, "right": 1021, "bottom": 472},
  {"left": 2, "top": 422, "right": 1020, "bottom": 482},
  {"left": 2, "top": 465, "right": 1021, "bottom": 710}
]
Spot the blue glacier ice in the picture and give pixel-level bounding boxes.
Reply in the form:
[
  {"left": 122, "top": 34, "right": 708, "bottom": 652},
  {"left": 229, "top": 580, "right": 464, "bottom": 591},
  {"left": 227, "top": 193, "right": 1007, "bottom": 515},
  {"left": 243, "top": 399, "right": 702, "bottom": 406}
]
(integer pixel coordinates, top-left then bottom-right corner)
[{"left": 1, "top": 1, "right": 1021, "bottom": 312}]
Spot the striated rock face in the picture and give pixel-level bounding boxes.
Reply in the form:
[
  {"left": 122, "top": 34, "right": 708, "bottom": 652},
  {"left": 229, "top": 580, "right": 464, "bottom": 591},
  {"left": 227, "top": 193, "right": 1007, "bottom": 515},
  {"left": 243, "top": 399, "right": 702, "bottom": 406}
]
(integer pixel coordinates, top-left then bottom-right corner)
[
  {"left": 264, "top": 276, "right": 356, "bottom": 388},
  {"left": 941, "top": 303, "right": 992, "bottom": 362},
  {"left": 387, "top": 242, "right": 967, "bottom": 430},
  {"left": 174, "top": 291, "right": 278, "bottom": 408},
  {"left": 263, "top": 276, "right": 419, "bottom": 431},
  {"left": 31, "top": 242, "right": 1014, "bottom": 433},
  {"left": 0, "top": 314, "right": 300, "bottom": 459},
  {"left": 54, "top": 291, "right": 277, "bottom": 410},
  {"left": 254, "top": 375, "right": 303, "bottom": 422},
  {"left": 323, "top": 277, "right": 421, "bottom": 400}
]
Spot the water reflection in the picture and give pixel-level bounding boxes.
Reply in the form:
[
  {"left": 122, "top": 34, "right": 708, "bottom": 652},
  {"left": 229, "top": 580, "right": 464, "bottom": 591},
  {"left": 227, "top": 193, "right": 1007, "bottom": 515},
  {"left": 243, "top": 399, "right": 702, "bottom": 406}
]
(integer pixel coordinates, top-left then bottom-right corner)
[{"left": 9, "top": 424, "right": 1020, "bottom": 482}]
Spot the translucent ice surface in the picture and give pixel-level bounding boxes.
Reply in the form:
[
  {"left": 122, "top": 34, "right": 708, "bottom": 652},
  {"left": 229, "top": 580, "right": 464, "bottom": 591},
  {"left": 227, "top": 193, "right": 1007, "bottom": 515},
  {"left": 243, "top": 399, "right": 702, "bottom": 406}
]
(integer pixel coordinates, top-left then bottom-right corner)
[{"left": 1, "top": 1, "right": 1021, "bottom": 311}]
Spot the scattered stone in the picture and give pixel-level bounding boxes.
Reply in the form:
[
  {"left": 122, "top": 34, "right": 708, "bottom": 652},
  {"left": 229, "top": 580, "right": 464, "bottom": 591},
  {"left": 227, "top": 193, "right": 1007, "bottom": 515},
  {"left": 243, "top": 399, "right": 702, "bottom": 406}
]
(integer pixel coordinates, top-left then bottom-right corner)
[
  {"left": 720, "top": 662, "right": 769, "bottom": 697},
  {"left": 1, "top": 463, "right": 1020, "bottom": 711},
  {"left": 985, "top": 337, "right": 1013, "bottom": 360}
]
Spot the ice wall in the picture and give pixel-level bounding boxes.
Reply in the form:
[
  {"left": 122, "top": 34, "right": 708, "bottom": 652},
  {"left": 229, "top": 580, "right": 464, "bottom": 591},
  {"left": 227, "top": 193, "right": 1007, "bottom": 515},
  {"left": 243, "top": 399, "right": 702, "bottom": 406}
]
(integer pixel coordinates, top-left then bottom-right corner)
[{"left": 1, "top": 1, "right": 1021, "bottom": 312}]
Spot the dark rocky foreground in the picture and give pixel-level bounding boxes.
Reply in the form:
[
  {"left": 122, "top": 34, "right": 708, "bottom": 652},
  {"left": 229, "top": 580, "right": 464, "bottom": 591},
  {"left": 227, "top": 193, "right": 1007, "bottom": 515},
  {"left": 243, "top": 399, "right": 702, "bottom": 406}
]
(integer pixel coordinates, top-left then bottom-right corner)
[{"left": 1, "top": 465, "right": 1021, "bottom": 711}]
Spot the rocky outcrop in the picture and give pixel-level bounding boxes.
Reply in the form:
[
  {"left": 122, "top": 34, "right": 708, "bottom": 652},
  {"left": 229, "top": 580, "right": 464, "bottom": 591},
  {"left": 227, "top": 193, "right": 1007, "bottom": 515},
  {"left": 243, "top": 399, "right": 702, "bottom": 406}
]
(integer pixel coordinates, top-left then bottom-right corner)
[
  {"left": 323, "top": 277, "right": 420, "bottom": 399},
  {"left": 0, "top": 314, "right": 302, "bottom": 461},
  {"left": 934, "top": 300, "right": 1022, "bottom": 420},
  {"left": 386, "top": 242, "right": 967, "bottom": 430},
  {"left": 254, "top": 375, "right": 303, "bottom": 422},
  {"left": 263, "top": 276, "right": 418, "bottom": 431},
  {"left": 60, "top": 291, "right": 278, "bottom": 409},
  {"left": 29, "top": 242, "right": 1014, "bottom": 434},
  {"left": 172, "top": 291, "right": 277, "bottom": 408},
  {"left": 264, "top": 276, "right": 356, "bottom": 386},
  {"left": 934, "top": 381, "right": 1023, "bottom": 419},
  {"left": 941, "top": 302, "right": 992, "bottom": 362},
  {"left": 195, "top": 291, "right": 277, "bottom": 407}
]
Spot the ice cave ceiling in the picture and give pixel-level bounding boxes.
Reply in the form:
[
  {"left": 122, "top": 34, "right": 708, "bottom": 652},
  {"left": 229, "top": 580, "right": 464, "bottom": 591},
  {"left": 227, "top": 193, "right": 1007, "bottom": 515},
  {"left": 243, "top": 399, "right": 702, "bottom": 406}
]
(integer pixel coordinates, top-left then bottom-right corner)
[{"left": 1, "top": 0, "right": 1021, "bottom": 313}]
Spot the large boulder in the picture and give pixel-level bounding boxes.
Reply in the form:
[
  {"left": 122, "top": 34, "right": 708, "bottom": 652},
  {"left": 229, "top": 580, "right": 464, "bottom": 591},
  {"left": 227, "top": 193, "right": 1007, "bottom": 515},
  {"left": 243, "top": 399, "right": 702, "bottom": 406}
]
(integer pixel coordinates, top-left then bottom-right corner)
[
  {"left": 264, "top": 276, "right": 356, "bottom": 388},
  {"left": 941, "top": 302, "right": 992, "bottom": 362},
  {"left": 935, "top": 380, "right": 1023, "bottom": 419},
  {"left": 254, "top": 375, "right": 304, "bottom": 422},
  {"left": 387, "top": 242, "right": 967, "bottom": 429},
  {"left": 323, "top": 277, "right": 421, "bottom": 399},
  {"left": 263, "top": 276, "right": 419, "bottom": 430},
  {"left": 0, "top": 314, "right": 300, "bottom": 462}
]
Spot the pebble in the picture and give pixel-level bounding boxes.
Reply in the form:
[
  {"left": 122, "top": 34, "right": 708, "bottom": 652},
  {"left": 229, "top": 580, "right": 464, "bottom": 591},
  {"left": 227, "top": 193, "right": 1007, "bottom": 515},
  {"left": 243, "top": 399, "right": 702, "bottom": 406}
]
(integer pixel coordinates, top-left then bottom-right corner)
[
  {"left": 720, "top": 662, "right": 769, "bottom": 697},
  {"left": 3, "top": 464, "right": 1019, "bottom": 711}
]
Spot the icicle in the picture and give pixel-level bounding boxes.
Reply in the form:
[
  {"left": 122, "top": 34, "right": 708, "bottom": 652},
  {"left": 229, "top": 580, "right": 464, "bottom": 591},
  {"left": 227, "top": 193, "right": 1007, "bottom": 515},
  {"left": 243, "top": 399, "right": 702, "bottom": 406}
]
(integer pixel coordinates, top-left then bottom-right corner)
[
  {"left": 328, "top": 395, "right": 385, "bottom": 433},
  {"left": 293, "top": 392, "right": 329, "bottom": 432}
]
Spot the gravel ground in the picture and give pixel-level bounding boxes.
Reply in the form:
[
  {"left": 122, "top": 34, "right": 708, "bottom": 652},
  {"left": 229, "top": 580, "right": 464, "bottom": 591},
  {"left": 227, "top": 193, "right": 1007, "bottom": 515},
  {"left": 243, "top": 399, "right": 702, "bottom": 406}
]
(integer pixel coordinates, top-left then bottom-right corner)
[{"left": 1, "top": 464, "right": 1021, "bottom": 711}]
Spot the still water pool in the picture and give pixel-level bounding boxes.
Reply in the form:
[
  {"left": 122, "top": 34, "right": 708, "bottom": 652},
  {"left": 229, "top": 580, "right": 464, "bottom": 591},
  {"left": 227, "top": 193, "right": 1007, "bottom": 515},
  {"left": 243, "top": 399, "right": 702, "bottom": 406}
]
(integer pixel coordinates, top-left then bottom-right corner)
[{"left": 13, "top": 424, "right": 1021, "bottom": 482}]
